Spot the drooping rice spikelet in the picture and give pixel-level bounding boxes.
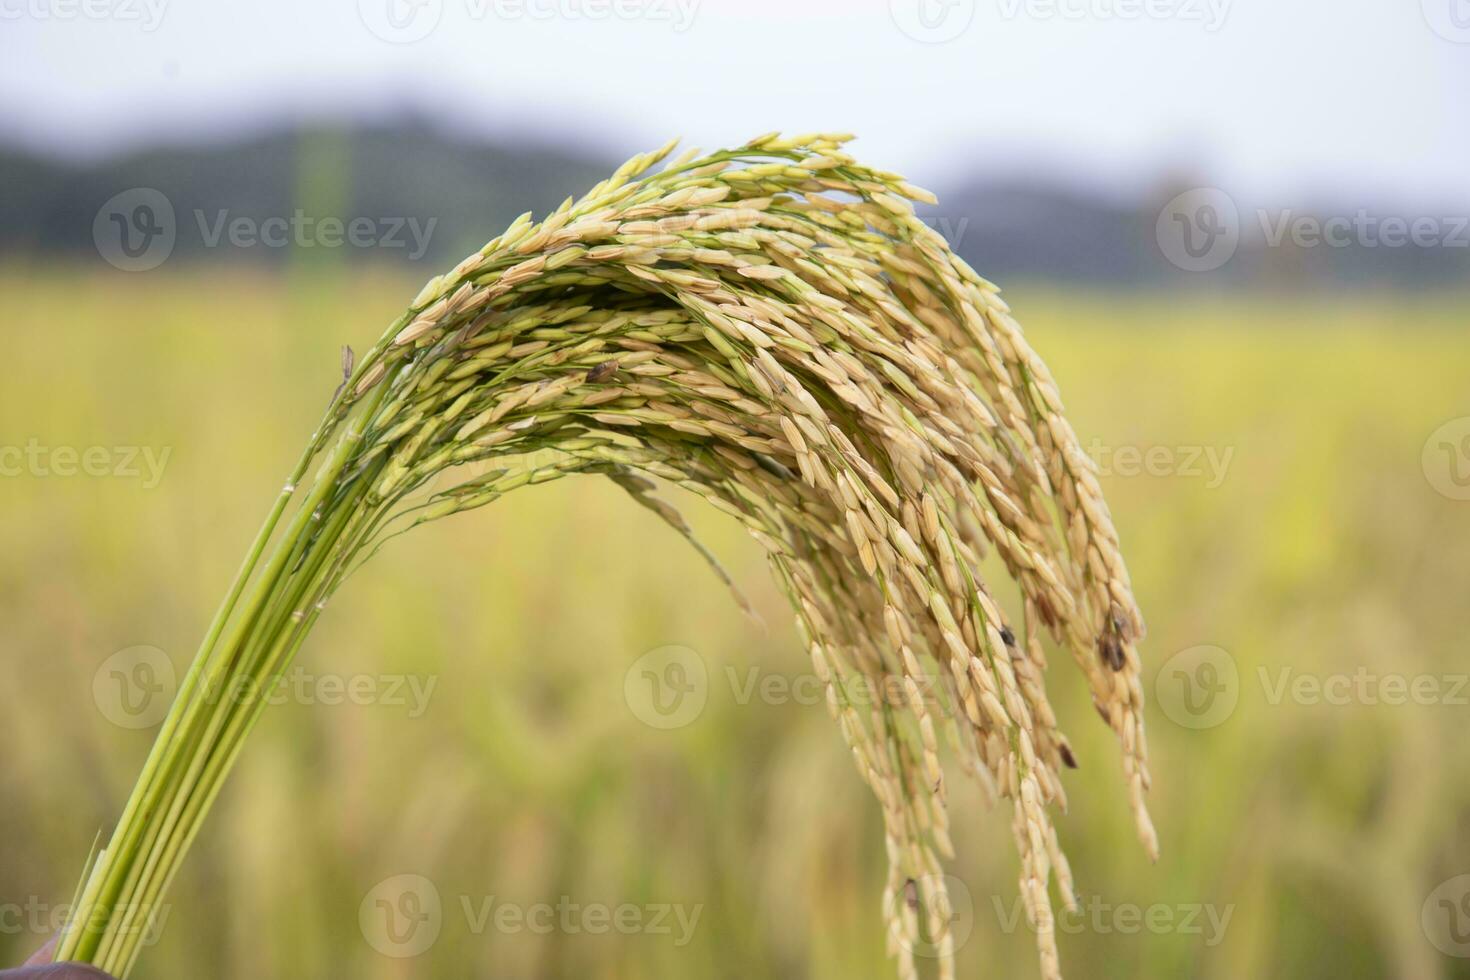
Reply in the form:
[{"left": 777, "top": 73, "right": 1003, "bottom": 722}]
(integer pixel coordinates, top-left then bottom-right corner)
[{"left": 61, "top": 133, "right": 1154, "bottom": 980}]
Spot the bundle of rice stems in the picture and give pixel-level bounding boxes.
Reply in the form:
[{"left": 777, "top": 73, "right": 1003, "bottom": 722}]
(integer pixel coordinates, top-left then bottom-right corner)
[{"left": 57, "top": 133, "right": 1154, "bottom": 979}]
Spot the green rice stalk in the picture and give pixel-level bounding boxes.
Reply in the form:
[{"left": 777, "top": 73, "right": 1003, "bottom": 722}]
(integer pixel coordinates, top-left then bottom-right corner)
[{"left": 58, "top": 133, "right": 1156, "bottom": 980}]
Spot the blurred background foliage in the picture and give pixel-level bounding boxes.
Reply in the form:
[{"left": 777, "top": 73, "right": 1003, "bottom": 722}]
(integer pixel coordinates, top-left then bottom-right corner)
[{"left": 1, "top": 256, "right": 1467, "bottom": 978}]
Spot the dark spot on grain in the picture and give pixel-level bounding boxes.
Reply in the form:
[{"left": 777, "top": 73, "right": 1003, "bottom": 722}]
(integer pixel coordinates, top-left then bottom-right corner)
[
  {"left": 585, "top": 360, "right": 618, "bottom": 383},
  {"left": 753, "top": 452, "right": 795, "bottom": 480}
]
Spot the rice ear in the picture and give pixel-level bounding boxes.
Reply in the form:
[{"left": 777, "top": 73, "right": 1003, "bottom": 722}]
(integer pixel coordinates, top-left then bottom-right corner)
[{"left": 65, "top": 134, "right": 1152, "bottom": 980}]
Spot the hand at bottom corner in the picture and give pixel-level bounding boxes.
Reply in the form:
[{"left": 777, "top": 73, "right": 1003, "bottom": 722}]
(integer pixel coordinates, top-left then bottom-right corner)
[{"left": 1, "top": 938, "right": 118, "bottom": 980}]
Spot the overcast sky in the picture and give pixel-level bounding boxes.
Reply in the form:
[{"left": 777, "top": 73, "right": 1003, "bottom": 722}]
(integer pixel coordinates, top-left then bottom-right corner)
[{"left": 4, "top": 0, "right": 1468, "bottom": 209}]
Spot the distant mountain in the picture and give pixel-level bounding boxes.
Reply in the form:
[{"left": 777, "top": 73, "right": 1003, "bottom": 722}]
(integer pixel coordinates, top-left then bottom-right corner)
[
  {"left": 1, "top": 119, "right": 616, "bottom": 267},
  {"left": 916, "top": 183, "right": 1154, "bottom": 285},
  {"left": 3, "top": 120, "right": 1466, "bottom": 288}
]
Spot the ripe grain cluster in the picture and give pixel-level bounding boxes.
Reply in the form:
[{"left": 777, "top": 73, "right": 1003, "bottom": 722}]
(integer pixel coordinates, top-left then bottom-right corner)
[{"left": 60, "top": 134, "right": 1153, "bottom": 979}]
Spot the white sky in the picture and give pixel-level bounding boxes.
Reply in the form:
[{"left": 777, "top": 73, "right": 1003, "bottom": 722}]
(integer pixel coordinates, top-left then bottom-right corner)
[{"left": 3, "top": 0, "right": 1468, "bottom": 210}]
